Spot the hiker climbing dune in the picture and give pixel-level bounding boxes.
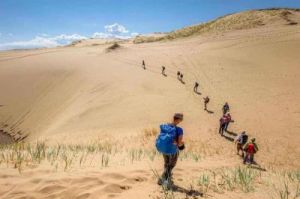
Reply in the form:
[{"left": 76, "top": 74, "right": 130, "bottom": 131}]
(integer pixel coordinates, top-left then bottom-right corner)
[{"left": 155, "top": 113, "right": 185, "bottom": 190}]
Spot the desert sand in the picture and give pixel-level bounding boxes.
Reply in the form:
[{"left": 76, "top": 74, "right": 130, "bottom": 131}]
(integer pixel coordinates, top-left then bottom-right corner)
[{"left": 0, "top": 9, "right": 300, "bottom": 199}]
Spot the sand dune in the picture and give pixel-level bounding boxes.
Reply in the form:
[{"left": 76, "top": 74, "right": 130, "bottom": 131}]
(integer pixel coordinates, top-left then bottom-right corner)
[{"left": 0, "top": 9, "right": 300, "bottom": 198}]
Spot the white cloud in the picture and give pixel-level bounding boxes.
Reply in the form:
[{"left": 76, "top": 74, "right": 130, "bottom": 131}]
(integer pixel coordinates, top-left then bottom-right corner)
[
  {"left": 92, "top": 32, "right": 111, "bottom": 39},
  {"left": 104, "top": 23, "right": 129, "bottom": 34},
  {"left": 0, "top": 23, "right": 137, "bottom": 51},
  {"left": 52, "top": 34, "right": 87, "bottom": 41},
  {"left": 0, "top": 33, "right": 87, "bottom": 51},
  {"left": 92, "top": 32, "right": 130, "bottom": 40},
  {"left": 131, "top": 32, "right": 139, "bottom": 37},
  {"left": 0, "top": 36, "right": 59, "bottom": 51}
]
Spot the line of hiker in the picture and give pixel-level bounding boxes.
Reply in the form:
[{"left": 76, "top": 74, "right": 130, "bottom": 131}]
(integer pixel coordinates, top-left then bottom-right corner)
[
  {"left": 142, "top": 60, "right": 203, "bottom": 96},
  {"left": 219, "top": 102, "right": 259, "bottom": 165},
  {"left": 148, "top": 58, "right": 260, "bottom": 190}
]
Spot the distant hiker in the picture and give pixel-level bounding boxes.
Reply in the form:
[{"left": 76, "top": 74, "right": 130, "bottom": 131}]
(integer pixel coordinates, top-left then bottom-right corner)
[
  {"left": 194, "top": 82, "right": 199, "bottom": 93},
  {"left": 223, "top": 102, "right": 230, "bottom": 114},
  {"left": 180, "top": 74, "right": 183, "bottom": 81},
  {"left": 219, "top": 112, "right": 234, "bottom": 135},
  {"left": 235, "top": 131, "right": 248, "bottom": 157},
  {"left": 162, "top": 66, "right": 166, "bottom": 75},
  {"left": 219, "top": 114, "right": 227, "bottom": 136},
  {"left": 177, "top": 71, "right": 181, "bottom": 79},
  {"left": 224, "top": 112, "right": 234, "bottom": 132},
  {"left": 142, "top": 60, "right": 146, "bottom": 70},
  {"left": 156, "top": 113, "right": 185, "bottom": 189},
  {"left": 243, "top": 138, "right": 258, "bottom": 164},
  {"left": 203, "top": 96, "right": 210, "bottom": 110}
]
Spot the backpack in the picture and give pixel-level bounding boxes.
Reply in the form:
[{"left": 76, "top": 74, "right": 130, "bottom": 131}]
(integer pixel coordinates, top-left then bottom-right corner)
[
  {"left": 156, "top": 124, "right": 178, "bottom": 155},
  {"left": 241, "top": 134, "right": 248, "bottom": 145}
]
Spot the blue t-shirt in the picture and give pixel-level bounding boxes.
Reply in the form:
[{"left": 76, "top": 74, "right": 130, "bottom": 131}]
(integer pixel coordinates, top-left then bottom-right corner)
[
  {"left": 167, "top": 124, "right": 183, "bottom": 142},
  {"left": 175, "top": 126, "right": 183, "bottom": 138}
]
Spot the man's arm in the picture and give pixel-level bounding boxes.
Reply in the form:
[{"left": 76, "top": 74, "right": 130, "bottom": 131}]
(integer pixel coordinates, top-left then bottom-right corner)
[
  {"left": 177, "top": 135, "right": 184, "bottom": 146},
  {"left": 235, "top": 135, "right": 241, "bottom": 143}
]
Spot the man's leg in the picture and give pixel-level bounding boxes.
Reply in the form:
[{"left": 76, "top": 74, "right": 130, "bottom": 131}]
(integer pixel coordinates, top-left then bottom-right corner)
[
  {"left": 243, "top": 153, "right": 249, "bottom": 164},
  {"left": 224, "top": 122, "right": 229, "bottom": 132},
  {"left": 220, "top": 124, "right": 225, "bottom": 136},
  {"left": 241, "top": 146, "right": 245, "bottom": 158},
  {"left": 236, "top": 144, "right": 240, "bottom": 155},
  {"left": 250, "top": 154, "right": 254, "bottom": 164},
  {"left": 219, "top": 124, "right": 222, "bottom": 134},
  {"left": 159, "top": 153, "right": 178, "bottom": 185},
  {"left": 161, "top": 154, "right": 171, "bottom": 180},
  {"left": 168, "top": 153, "right": 179, "bottom": 179}
]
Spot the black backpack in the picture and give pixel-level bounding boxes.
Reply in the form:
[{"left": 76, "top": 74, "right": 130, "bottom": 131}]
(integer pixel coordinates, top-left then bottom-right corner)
[{"left": 242, "top": 134, "right": 248, "bottom": 145}]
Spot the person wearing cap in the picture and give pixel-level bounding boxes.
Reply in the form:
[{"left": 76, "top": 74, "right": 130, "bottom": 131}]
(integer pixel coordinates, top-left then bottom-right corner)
[
  {"left": 235, "top": 131, "right": 248, "bottom": 157},
  {"left": 180, "top": 74, "right": 183, "bottom": 81},
  {"left": 162, "top": 66, "right": 166, "bottom": 75},
  {"left": 177, "top": 71, "right": 181, "bottom": 79},
  {"left": 243, "top": 138, "right": 259, "bottom": 164},
  {"left": 194, "top": 82, "right": 199, "bottom": 93},
  {"left": 156, "top": 113, "right": 185, "bottom": 189},
  {"left": 223, "top": 102, "right": 230, "bottom": 114},
  {"left": 142, "top": 60, "right": 146, "bottom": 70},
  {"left": 203, "top": 96, "right": 210, "bottom": 111}
]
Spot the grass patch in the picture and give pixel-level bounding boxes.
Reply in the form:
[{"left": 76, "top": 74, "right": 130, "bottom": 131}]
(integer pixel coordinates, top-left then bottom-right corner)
[
  {"left": 105, "top": 42, "right": 121, "bottom": 52},
  {"left": 134, "top": 8, "right": 299, "bottom": 44}
]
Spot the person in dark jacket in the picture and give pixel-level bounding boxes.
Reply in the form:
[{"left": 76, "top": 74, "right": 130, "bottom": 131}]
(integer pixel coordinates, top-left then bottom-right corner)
[
  {"left": 194, "top": 82, "right": 199, "bottom": 93},
  {"left": 235, "top": 131, "right": 248, "bottom": 157},
  {"left": 162, "top": 66, "right": 166, "bottom": 75},
  {"left": 203, "top": 96, "right": 210, "bottom": 111},
  {"left": 223, "top": 102, "right": 230, "bottom": 114},
  {"left": 177, "top": 71, "right": 181, "bottom": 79},
  {"left": 142, "top": 60, "right": 146, "bottom": 70}
]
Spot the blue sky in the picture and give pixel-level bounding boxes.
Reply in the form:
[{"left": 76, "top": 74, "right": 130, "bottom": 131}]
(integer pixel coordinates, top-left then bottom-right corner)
[{"left": 0, "top": 0, "right": 299, "bottom": 50}]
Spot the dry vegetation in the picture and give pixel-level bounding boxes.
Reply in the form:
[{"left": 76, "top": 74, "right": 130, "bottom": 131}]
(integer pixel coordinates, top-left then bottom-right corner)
[
  {"left": 134, "top": 8, "right": 300, "bottom": 43},
  {"left": 1, "top": 129, "right": 299, "bottom": 198},
  {"left": 105, "top": 42, "right": 122, "bottom": 52}
]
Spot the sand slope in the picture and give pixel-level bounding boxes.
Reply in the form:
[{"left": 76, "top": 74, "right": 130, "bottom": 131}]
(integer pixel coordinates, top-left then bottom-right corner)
[{"left": 0, "top": 9, "right": 300, "bottom": 199}]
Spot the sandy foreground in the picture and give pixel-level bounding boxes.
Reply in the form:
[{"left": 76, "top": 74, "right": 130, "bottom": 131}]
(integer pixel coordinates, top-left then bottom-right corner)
[{"left": 0, "top": 22, "right": 300, "bottom": 198}]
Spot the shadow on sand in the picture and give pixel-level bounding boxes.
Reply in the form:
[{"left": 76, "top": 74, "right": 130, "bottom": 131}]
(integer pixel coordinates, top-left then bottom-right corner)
[
  {"left": 205, "top": 109, "right": 214, "bottom": 114},
  {"left": 226, "top": 130, "right": 238, "bottom": 136},
  {"left": 221, "top": 133, "right": 235, "bottom": 142},
  {"left": 173, "top": 185, "right": 203, "bottom": 197},
  {"left": 194, "top": 91, "right": 202, "bottom": 95},
  {"left": 248, "top": 163, "right": 267, "bottom": 172}
]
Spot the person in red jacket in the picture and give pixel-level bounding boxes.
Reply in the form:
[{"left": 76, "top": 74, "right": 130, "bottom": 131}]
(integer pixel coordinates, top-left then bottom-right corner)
[{"left": 243, "top": 138, "right": 259, "bottom": 164}]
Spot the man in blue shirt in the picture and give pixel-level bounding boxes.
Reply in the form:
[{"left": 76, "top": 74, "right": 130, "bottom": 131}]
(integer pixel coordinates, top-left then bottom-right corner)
[{"left": 156, "top": 113, "right": 185, "bottom": 188}]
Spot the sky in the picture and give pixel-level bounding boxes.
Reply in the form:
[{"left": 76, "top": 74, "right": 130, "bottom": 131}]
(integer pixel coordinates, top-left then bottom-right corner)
[{"left": 0, "top": 0, "right": 300, "bottom": 50}]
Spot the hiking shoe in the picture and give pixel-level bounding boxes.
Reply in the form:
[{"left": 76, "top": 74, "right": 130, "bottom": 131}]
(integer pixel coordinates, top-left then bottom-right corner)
[
  {"left": 162, "top": 180, "right": 175, "bottom": 190},
  {"left": 157, "top": 178, "right": 164, "bottom": 185}
]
